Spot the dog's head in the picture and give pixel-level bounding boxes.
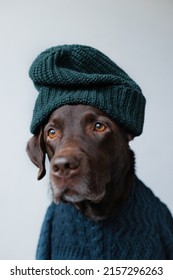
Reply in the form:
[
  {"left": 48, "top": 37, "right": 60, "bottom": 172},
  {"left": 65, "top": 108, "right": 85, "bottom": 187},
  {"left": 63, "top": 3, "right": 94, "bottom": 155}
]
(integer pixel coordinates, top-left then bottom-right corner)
[{"left": 27, "top": 104, "right": 135, "bottom": 220}]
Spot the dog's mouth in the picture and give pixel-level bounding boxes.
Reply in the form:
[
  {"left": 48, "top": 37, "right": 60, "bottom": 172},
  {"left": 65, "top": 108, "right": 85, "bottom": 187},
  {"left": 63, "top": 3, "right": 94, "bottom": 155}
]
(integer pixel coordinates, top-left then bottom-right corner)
[
  {"left": 50, "top": 179, "right": 107, "bottom": 205},
  {"left": 51, "top": 182, "right": 86, "bottom": 204}
]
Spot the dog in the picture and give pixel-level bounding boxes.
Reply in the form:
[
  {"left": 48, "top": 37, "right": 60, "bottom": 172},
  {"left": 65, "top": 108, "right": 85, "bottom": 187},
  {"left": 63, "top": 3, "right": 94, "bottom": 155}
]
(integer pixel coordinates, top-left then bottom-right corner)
[
  {"left": 26, "top": 44, "right": 173, "bottom": 259},
  {"left": 27, "top": 104, "right": 135, "bottom": 221},
  {"left": 27, "top": 104, "right": 173, "bottom": 259}
]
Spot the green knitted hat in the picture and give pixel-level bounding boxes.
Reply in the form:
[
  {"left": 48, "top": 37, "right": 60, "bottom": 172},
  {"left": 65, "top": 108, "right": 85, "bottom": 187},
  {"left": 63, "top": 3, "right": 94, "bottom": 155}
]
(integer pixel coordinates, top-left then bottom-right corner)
[{"left": 29, "top": 44, "right": 146, "bottom": 136}]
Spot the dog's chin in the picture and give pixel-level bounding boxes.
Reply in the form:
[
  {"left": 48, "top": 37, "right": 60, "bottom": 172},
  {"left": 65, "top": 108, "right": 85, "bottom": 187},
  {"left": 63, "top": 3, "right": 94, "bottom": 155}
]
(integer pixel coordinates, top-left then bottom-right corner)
[
  {"left": 50, "top": 181, "right": 106, "bottom": 206},
  {"left": 53, "top": 190, "right": 85, "bottom": 204}
]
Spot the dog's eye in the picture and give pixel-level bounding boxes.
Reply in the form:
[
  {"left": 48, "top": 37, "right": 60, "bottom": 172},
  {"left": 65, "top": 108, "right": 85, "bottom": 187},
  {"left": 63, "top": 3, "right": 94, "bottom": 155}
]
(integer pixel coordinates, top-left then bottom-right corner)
[
  {"left": 94, "top": 122, "right": 107, "bottom": 132},
  {"left": 48, "top": 129, "right": 57, "bottom": 139}
]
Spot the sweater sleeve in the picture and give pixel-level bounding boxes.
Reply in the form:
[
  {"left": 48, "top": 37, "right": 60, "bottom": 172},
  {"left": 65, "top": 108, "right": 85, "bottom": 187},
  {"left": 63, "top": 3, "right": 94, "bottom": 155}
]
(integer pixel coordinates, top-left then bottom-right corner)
[
  {"left": 36, "top": 202, "right": 56, "bottom": 260},
  {"left": 159, "top": 203, "right": 173, "bottom": 260},
  {"left": 165, "top": 210, "right": 173, "bottom": 259}
]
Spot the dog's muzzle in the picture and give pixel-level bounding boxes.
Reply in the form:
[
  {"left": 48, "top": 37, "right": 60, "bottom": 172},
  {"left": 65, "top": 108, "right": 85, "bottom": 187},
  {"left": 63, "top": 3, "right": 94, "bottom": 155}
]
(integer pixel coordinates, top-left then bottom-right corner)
[
  {"left": 49, "top": 147, "right": 108, "bottom": 205},
  {"left": 50, "top": 148, "right": 87, "bottom": 203}
]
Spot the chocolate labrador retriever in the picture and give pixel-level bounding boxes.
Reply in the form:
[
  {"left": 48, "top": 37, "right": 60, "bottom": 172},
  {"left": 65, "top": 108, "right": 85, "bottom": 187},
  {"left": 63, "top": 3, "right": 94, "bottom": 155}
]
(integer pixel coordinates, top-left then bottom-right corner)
[
  {"left": 26, "top": 44, "right": 173, "bottom": 259},
  {"left": 27, "top": 104, "right": 134, "bottom": 221}
]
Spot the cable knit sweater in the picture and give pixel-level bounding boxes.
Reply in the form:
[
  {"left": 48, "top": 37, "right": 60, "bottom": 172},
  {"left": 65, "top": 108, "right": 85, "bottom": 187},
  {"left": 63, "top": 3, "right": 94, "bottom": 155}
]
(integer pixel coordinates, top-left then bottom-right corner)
[{"left": 36, "top": 177, "right": 173, "bottom": 260}]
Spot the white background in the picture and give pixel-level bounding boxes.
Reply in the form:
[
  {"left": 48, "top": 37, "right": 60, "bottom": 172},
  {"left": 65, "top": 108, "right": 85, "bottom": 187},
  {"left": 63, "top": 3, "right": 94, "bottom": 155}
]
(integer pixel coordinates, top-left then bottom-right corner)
[{"left": 0, "top": 0, "right": 172, "bottom": 259}]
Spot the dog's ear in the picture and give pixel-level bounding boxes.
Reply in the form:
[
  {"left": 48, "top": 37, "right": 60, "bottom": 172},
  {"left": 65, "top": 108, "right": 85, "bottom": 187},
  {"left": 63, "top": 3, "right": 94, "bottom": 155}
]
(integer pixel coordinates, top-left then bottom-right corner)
[
  {"left": 26, "top": 129, "right": 46, "bottom": 180},
  {"left": 122, "top": 127, "right": 135, "bottom": 142},
  {"left": 127, "top": 133, "right": 135, "bottom": 141}
]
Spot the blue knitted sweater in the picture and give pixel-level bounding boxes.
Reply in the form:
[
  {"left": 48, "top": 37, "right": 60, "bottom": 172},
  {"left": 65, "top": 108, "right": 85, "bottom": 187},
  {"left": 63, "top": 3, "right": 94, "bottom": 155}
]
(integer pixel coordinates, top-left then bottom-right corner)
[{"left": 36, "top": 177, "right": 173, "bottom": 259}]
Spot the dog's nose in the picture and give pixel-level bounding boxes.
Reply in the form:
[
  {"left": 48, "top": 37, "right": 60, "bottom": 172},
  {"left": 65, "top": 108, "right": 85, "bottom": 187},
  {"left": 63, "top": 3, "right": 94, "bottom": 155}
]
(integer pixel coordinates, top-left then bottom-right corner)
[{"left": 52, "top": 156, "right": 80, "bottom": 178}]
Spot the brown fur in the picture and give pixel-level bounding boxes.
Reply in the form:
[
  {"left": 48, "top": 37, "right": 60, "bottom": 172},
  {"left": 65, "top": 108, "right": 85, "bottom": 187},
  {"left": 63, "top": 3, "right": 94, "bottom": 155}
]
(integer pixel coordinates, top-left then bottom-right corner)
[{"left": 27, "top": 104, "right": 135, "bottom": 221}]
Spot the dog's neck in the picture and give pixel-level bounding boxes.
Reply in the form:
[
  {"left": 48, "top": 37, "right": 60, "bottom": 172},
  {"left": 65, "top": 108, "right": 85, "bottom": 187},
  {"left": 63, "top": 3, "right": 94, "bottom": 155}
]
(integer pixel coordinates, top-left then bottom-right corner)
[{"left": 74, "top": 149, "right": 135, "bottom": 221}]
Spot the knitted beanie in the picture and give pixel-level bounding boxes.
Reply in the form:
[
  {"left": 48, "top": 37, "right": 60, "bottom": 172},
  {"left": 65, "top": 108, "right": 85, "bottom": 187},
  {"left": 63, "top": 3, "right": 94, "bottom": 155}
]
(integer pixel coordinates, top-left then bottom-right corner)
[{"left": 29, "top": 44, "right": 146, "bottom": 136}]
